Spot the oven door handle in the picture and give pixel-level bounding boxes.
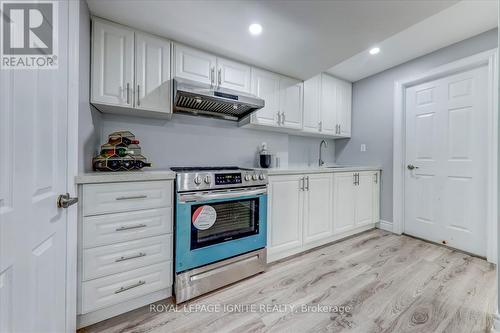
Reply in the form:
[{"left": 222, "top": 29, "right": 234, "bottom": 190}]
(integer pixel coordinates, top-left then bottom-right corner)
[{"left": 179, "top": 188, "right": 267, "bottom": 203}]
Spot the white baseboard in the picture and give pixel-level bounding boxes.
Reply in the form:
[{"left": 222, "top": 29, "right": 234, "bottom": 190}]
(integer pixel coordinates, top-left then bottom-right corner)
[
  {"left": 492, "top": 312, "right": 500, "bottom": 333},
  {"left": 376, "top": 219, "right": 393, "bottom": 232}
]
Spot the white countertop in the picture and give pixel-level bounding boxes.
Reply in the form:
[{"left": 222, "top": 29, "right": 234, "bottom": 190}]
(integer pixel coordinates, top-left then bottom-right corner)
[
  {"left": 75, "top": 170, "right": 176, "bottom": 184},
  {"left": 259, "top": 165, "right": 382, "bottom": 175}
]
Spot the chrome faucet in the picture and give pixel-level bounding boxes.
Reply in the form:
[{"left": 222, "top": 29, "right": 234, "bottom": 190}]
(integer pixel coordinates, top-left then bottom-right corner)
[{"left": 319, "top": 140, "right": 328, "bottom": 167}]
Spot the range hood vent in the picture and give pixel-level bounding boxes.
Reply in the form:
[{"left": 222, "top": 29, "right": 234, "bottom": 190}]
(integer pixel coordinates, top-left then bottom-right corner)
[{"left": 173, "top": 78, "right": 265, "bottom": 122}]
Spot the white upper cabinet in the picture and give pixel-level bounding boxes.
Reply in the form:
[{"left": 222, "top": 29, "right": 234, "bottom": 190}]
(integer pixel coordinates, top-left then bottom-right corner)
[
  {"left": 216, "top": 57, "right": 251, "bottom": 93},
  {"left": 91, "top": 18, "right": 135, "bottom": 107},
  {"left": 279, "top": 77, "right": 303, "bottom": 130},
  {"left": 174, "top": 44, "right": 216, "bottom": 85},
  {"left": 250, "top": 68, "right": 281, "bottom": 126},
  {"left": 91, "top": 18, "right": 172, "bottom": 118},
  {"left": 334, "top": 77, "right": 352, "bottom": 137},
  {"left": 302, "top": 73, "right": 352, "bottom": 138},
  {"left": 135, "top": 33, "right": 171, "bottom": 114},
  {"left": 303, "top": 74, "right": 321, "bottom": 132},
  {"left": 320, "top": 74, "right": 337, "bottom": 135}
]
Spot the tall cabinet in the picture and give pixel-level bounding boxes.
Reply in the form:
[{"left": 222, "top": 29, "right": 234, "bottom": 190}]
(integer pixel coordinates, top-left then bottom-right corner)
[{"left": 91, "top": 17, "right": 171, "bottom": 118}]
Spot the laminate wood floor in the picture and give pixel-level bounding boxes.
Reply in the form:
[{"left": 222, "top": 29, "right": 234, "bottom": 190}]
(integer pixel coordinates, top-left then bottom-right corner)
[{"left": 80, "top": 229, "right": 496, "bottom": 333}]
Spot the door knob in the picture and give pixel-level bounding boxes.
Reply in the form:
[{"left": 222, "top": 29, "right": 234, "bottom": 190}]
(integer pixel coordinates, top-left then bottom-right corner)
[
  {"left": 407, "top": 164, "right": 419, "bottom": 170},
  {"left": 57, "top": 193, "right": 78, "bottom": 208}
]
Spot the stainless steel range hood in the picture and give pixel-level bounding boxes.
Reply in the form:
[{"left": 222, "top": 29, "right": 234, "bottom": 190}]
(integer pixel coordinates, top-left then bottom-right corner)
[{"left": 173, "top": 77, "right": 265, "bottom": 122}]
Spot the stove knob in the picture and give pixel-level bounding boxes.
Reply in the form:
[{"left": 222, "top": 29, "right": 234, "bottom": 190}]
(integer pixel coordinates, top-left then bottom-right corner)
[
  {"left": 244, "top": 174, "right": 251, "bottom": 181},
  {"left": 259, "top": 173, "right": 265, "bottom": 180},
  {"left": 204, "top": 175, "right": 211, "bottom": 184},
  {"left": 194, "top": 176, "right": 202, "bottom": 185},
  {"left": 252, "top": 174, "right": 258, "bottom": 181}
]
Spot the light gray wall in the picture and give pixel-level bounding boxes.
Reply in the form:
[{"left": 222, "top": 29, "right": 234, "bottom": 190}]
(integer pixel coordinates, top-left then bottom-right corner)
[
  {"left": 100, "top": 114, "right": 336, "bottom": 169},
  {"left": 78, "top": 0, "right": 101, "bottom": 172},
  {"left": 335, "top": 28, "right": 498, "bottom": 222}
]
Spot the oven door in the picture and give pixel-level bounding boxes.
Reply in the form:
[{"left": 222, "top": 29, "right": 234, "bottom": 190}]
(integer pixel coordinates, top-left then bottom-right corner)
[{"left": 175, "top": 187, "right": 267, "bottom": 273}]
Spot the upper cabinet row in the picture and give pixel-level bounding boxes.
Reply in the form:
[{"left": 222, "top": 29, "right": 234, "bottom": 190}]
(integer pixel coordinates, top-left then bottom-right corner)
[{"left": 91, "top": 17, "right": 352, "bottom": 138}]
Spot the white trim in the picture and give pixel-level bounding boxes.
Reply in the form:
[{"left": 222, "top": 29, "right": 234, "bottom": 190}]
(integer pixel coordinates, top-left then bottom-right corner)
[
  {"left": 376, "top": 219, "right": 394, "bottom": 232},
  {"left": 493, "top": 312, "right": 500, "bottom": 333},
  {"left": 66, "top": 1, "right": 80, "bottom": 332},
  {"left": 393, "top": 48, "right": 498, "bottom": 262}
]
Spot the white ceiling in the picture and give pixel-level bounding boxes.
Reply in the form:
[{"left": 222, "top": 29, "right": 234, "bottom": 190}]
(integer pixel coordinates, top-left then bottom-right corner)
[
  {"left": 327, "top": 0, "right": 498, "bottom": 82},
  {"left": 86, "top": 0, "right": 460, "bottom": 80}
]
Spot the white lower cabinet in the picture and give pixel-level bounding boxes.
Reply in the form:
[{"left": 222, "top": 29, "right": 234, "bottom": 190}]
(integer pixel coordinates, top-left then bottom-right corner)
[
  {"left": 333, "top": 171, "right": 380, "bottom": 233},
  {"left": 268, "top": 170, "right": 380, "bottom": 263},
  {"left": 77, "top": 179, "right": 174, "bottom": 328},
  {"left": 267, "top": 175, "right": 304, "bottom": 255}
]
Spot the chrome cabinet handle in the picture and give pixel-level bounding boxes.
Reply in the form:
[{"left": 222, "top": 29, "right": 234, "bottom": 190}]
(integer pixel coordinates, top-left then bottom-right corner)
[
  {"left": 137, "top": 85, "right": 140, "bottom": 106},
  {"left": 374, "top": 173, "right": 378, "bottom": 184},
  {"left": 299, "top": 177, "right": 304, "bottom": 191},
  {"left": 115, "top": 252, "right": 146, "bottom": 262},
  {"left": 115, "top": 195, "right": 147, "bottom": 201},
  {"left": 210, "top": 67, "right": 215, "bottom": 87},
  {"left": 277, "top": 112, "right": 281, "bottom": 125},
  {"left": 114, "top": 280, "right": 145, "bottom": 294},
  {"left": 218, "top": 68, "right": 222, "bottom": 87},
  {"left": 318, "top": 121, "right": 322, "bottom": 131},
  {"left": 338, "top": 124, "right": 341, "bottom": 134},
  {"left": 305, "top": 176, "right": 310, "bottom": 191},
  {"left": 281, "top": 112, "right": 285, "bottom": 125},
  {"left": 126, "top": 83, "right": 130, "bottom": 104},
  {"left": 353, "top": 173, "right": 356, "bottom": 185},
  {"left": 115, "top": 224, "right": 147, "bottom": 231}
]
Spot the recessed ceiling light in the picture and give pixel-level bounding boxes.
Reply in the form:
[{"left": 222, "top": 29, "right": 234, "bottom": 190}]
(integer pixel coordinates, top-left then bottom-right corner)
[
  {"left": 249, "top": 23, "right": 262, "bottom": 36},
  {"left": 369, "top": 47, "right": 380, "bottom": 55}
]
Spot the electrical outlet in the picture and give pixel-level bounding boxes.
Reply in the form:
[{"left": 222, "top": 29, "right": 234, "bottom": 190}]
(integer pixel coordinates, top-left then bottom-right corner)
[{"left": 360, "top": 144, "right": 367, "bottom": 152}]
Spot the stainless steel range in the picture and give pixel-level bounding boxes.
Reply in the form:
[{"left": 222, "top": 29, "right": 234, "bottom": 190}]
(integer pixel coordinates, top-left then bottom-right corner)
[{"left": 171, "top": 166, "right": 268, "bottom": 303}]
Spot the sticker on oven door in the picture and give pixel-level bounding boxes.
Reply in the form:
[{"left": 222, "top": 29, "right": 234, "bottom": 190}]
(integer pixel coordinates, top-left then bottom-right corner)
[{"left": 192, "top": 205, "right": 217, "bottom": 230}]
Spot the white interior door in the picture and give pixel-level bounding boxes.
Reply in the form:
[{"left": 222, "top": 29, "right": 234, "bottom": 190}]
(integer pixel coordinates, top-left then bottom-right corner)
[
  {"left": 404, "top": 65, "right": 488, "bottom": 256},
  {"left": 0, "top": 2, "right": 71, "bottom": 332}
]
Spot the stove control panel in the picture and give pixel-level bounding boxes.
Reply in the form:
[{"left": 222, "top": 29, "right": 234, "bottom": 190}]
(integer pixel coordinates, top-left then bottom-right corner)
[
  {"left": 215, "top": 173, "right": 242, "bottom": 185},
  {"left": 174, "top": 169, "right": 268, "bottom": 192}
]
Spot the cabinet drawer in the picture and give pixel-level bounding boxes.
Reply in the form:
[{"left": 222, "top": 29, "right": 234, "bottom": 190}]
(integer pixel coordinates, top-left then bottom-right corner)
[
  {"left": 83, "top": 181, "right": 172, "bottom": 216},
  {"left": 83, "top": 234, "right": 172, "bottom": 281},
  {"left": 82, "top": 208, "right": 172, "bottom": 248},
  {"left": 81, "top": 261, "right": 172, "bottom": 313}
]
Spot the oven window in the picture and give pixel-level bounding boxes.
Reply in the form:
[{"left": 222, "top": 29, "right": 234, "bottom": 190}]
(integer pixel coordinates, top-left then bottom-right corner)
[{"left": 191, "top": 198, "right": 259, "bottom": 250}]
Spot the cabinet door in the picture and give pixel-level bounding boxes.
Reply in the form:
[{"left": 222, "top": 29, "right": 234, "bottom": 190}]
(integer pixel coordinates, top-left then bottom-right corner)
[
  {"left": 135, "top": 33, "right": 171, "bottom": 113},
  {"left": 174, "top": 44, "right": 216, "bottom": 85},
  {"left": 355, "top": 172, "right": 375, "bottom": 227},
  {"left": 91, "top": 18, "right": 134, "bottom": 107},
  {"left": 217, "top": 57, "right": 251, "bottom": 93},
  {"left": 267, "top": 175, "right": 303, "bottom": 256},
  {"left": 250, "top": 68, "right": 280, "bottom": 127},
  {"left": 303, "top": 173, "right": 333, "bottom": 244},
  {"left": 320, "top": 74, "right": 337, "bottom": 135},
  {"left": 303, "top": 75, "right": 320, "bottom": 133},
  {"left": 336, "top": 79, "right": 352, "bottom": 137},
  {"left": 333, "top": 172, "right": 356, "bottom": 233},
  {"left": 279, "top": 77, "right": 303, "bottom": 130}
]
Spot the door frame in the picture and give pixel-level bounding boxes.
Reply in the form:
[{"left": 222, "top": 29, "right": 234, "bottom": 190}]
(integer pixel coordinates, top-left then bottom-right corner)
[
  {"left": 393, "top": 48, "right": 498, "bottom": 262},
  {"left": 66, "top": 1, "right": 81, "bottom": 331}
]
